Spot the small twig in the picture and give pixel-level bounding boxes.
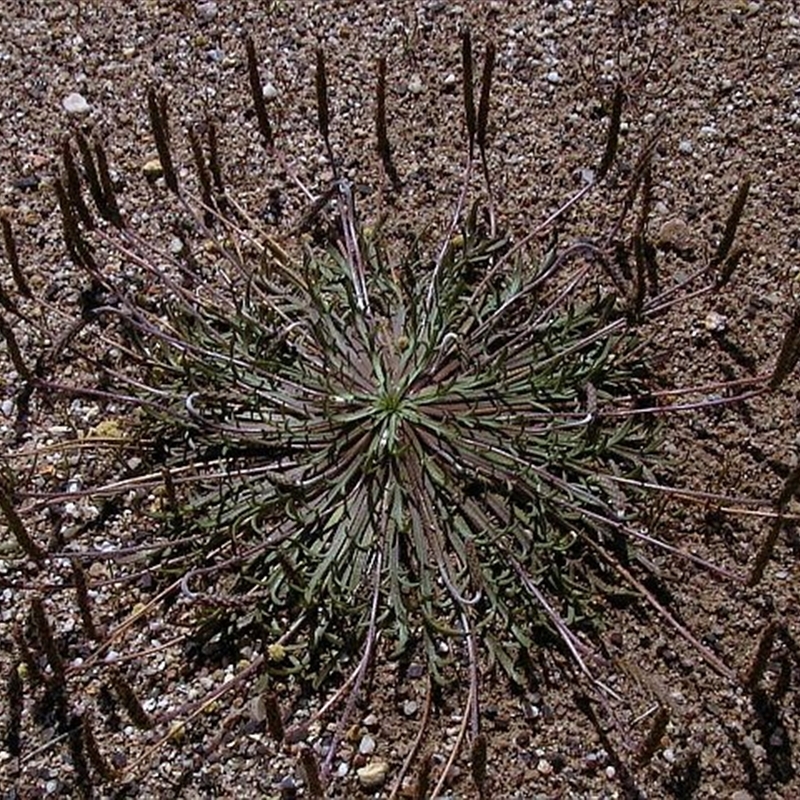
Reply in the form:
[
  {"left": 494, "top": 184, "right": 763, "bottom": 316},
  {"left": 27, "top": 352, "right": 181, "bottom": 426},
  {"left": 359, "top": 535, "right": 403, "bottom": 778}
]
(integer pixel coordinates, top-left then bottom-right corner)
[
  {"left": 598, "top": 84, "right": 624, "bottom": 180},
  {"left": 77, "top": 576, "right": 183, "bottom": 670},
  {"left": 75, "top": 130, "right": 107, "bottom": 217},
  {"left": 300, "top": 746, "right": 325, "bottom": 798},
  {"left": 321, "top": 552, "right": 383, "bottom": 776},
  {"left": 53, "top": 177, "right": 98, "bottom": 274},
  {"left": 716, "top": 245, "right": 746, "bottom": 288},
  {"left": 19, "top": 728, "right": 71, "bottom": 766},
  {"left": 13, "top": 623, "right": 45, "bottom": 686},
  {"left": 120, "top": 654, "right": 266, "bottom": 778},
  {"left": 631, "top": 231, "right": 646, "bottom": 319},
  {"left": 61, "top": 137, "right": 94, "bottom": 230},
  {"left": 30, "top": 596, "right": 65, "bottom": 680},
  {"left": 263, "top": 692, "right": 285, "bottom": 742},
  {"left": 71, "top": 558, "right": 100, "bottom": 640},
  {"left": 412, "top": 751, "right": 433, "bottom": 800},
  {"left": 375, "top": 56, "right": 399, "bottom": 187},
  {"left": 81, "top": 711, "right": 117, "bottom": 780},
  {"left": 476, "top": 40, "right": 496, "bottom": 236},
  {"left": 461, "top": 27, "right": 476, "bottom": 154},
  {"left": 5, "top": 663, "right": 23, "bottom": 757},
  {"left": 749, "top": 462, "right": 800, "bottom": 584},
  {"left": 471, "top": 733, "right": 488, "bottom": 798},
  {"left": 387, "top": 675, "right": 433, "bottom": 800},
  {"left": 769, "top": 305, "right": 800, "bottom": 389},
  {"left": 147, "top": 87, "right": 179, "bottom": 193},
  {"left": 315, "top": 48, "right": 336, "bottom": 174},
  {"left": 68, "top": 713, "right": 94, "bottom": 798},
  {"left": 742, "top": 620, "right": 780, "bottom": 689},
  {"left": 110, "top": 670, "right": 153, "bottom": 729},
  {"left": 0, "top": 314, "right": 33, "bottom": 383},
  {"left": 93, "top": 137, "right": 124, "bottom": 227},
  {"left": 189, "top": 126, "right": 215, "bottom": 226},
  {"left": 206, "top": 119, "right": 225, "bottom": 195},
  {"left": 635, "top": 706, "right": 669, "bottom": 765},
  {"left": 475, "top": 41, "right": 494, "bottom": 156},
  {"left": 1, "top": 212, "right": 32, "bottom": 296},
  {"left": 711, "top": 175, "right": 750, "bottom": 270},
  {"left": 245, "top": 36, "right": 274, "bottom": 148},
  {"left": 430, "top": 681, "right": 474, "bottom": 799}
]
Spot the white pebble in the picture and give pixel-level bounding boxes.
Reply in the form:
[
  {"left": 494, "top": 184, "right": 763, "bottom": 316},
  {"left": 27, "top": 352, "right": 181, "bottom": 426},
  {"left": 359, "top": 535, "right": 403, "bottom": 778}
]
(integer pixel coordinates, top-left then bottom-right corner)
[
  {"left": 62, "top": 92, "right": 91, "bottom": 115},
  {"left": 678, "top": 139, "right": 694, "bottom": 155},
  {"left": 196, "top": 1, "right": 218, "bottom": 22},
  {"left": 262, "top": 82, "right": 278, "bottom": 101},
  {"left": 537, "top": 758, "right": 553, "bottom": 775},
  {"left": 703, "top": 311, "right": 727, "bottom": 333},
  {"left": 402, "top": 699, "right": 419, "bottom": 716},
  {"left": 546, "top": 70, "right": 562, "bottom": 85},
  {"left": 408, "top": 75, "right": 424, "bottom": 94}
]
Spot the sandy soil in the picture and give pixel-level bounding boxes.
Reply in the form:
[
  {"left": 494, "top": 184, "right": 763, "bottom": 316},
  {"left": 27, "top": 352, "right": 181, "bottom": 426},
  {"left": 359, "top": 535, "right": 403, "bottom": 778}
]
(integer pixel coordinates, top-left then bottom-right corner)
[{"left": 2, "top": 1, "right": 800, "bottom": 798}]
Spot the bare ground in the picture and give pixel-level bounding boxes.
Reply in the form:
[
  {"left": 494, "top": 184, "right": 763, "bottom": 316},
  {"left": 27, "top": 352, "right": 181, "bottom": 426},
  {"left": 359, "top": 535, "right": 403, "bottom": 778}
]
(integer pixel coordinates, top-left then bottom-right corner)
[{"left": 2, "top": 2, "right": 800, "bottom": 798}]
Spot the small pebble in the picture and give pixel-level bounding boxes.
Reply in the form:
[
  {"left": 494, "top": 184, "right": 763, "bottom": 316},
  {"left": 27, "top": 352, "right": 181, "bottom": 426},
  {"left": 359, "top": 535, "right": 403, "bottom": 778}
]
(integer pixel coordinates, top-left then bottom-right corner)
[
  {"left": 345, "top": 723, "right": 361, "bottom": 743},
  {"left": 357, "top": 759, "right": 389, "bottom": 789},
  {"left": 142, "top": 158, "right": 163, "bottom": 179},
  {"left": 703, "top": 311, "right": 727, "bottom": 333},
  {"left": 196, "top": 1, "right": 218, "bottom": 22},
  {"left": 657, "top": 218, "right": 694, "bottom": 253},
  {"left": 678, "top": 139, "right": 694, "bottom": 155},
  {"left": 248, "top": 695, "right": 267, "bottom": 722},
  {"left": 402, "top": 699, "right": 419, "bottom": 717},
  {"left": 362, "top": 713, "right": 380, "bottom": 730},
  {"left": 546, "top": 70, "right": 562, "bottom": 85},
  {"left": 537, "top": 758, "right": 553, "bottom": 775},
  {"left": 62, "top": 92, "right": 91, "bottom": 115},
  {"left": 359, "top": 734, "right": 376, "bottom": 755},
  {"left": 262, "top": 82, "right": 279, "bottom": 101},
  {"left": 1, "top": 399, "right": 15, "bottom": 417},
  {"left": 407, "top": 663, "right": 424, "bottom": 679},
  {"left": 769, "top": 728, "right": 785, "bottom": 748},
  {"left": 408, "top": 75, "right": 424, "bottom": 94}
]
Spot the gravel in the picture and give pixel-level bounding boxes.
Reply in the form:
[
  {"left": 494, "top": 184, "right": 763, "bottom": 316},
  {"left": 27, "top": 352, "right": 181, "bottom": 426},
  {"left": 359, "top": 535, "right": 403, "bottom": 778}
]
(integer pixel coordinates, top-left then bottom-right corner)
[{"left": 2, "top": 1, "right": 800, "bottom": 798}]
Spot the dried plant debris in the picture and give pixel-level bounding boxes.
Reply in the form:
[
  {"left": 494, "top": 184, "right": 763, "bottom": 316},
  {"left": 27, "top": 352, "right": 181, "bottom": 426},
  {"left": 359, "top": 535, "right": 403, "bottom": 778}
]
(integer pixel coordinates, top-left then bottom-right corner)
[{"left": 0, "top": 22, "right": 796, "bottom": 800}]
